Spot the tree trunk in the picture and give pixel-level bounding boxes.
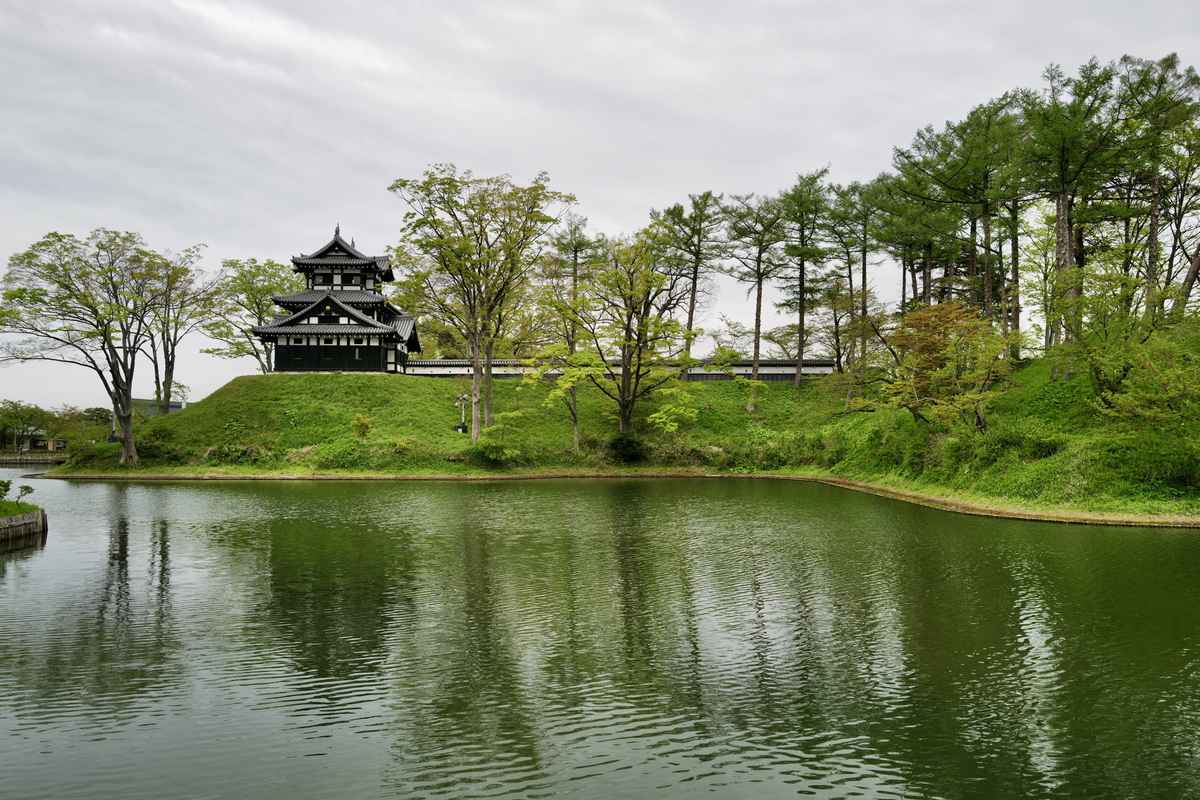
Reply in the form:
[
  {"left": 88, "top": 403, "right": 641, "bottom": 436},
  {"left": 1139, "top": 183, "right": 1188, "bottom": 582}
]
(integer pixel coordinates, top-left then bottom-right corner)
[
  {"left": 568, "top": 389, "right": 580, "bottom": 453},
  {"left": 981, "top": 208, "right": 993, "bottom": 316},
  {"left": 1072, "top": 220, "right": 1086, "bottom": 341},
  {"left": 1144, "top": 172, "right": 1162, "bottom": 326},
  {"left": 923, "top": 241, "right": 932, "bottom": 304},
  {"left": 845, "top": 252, "right": 856, "bottom": 360},
  {"left": 794, "top": 260, "right": 806, "bottom": 386},
  {"left": 859, "top": 238, "right": 868, "bottom": 362},
  {"left": 114, "top": 399, "right": 138, "bottom": 466},
  {"left": 751, "top": 276, "right": 763, "bottom": 383},
  {"left": 684, "top": 255, "right": 700, "bottom": 358},
  {"left": 483, "top": 336, "right": 495, "bottom": 428},
  {"left": 469, "top": 336, "right": 482, "bottom": 443},
  {"left": 1053, "top": 192, "right": 1074, "bottom": 344},
  {"left": 1175, "top": 246, "right": 1200, "bottom": 321},
  {"left": 1009, "top": 201, "right": 1021, "bottom": 359},
  {"left": 900, "top": 251, "right": 908, "bottom": 310},
  {"left": 159, "top": 358, "right": 175, "bottom": 416},
  {"left": 968, "top": 215, "right": 979, "bottom": 305}
]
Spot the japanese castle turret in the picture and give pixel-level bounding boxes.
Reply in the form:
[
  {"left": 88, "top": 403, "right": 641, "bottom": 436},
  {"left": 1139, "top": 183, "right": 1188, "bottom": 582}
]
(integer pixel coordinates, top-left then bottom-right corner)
[{"left": 252, "top": 227, "right": 421, "bottom": 373}]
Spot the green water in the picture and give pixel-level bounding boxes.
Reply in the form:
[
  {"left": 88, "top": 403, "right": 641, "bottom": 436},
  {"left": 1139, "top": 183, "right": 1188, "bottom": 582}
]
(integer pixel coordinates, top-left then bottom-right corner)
[{"left": 2, "top": 471, "right": 1199, "bottom": 798}]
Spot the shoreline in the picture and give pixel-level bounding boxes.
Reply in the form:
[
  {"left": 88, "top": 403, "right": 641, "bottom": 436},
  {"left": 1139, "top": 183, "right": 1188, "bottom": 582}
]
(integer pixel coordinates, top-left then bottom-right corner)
[{"left": 36, "top": 466, "right": 1200, "bottom": 529}]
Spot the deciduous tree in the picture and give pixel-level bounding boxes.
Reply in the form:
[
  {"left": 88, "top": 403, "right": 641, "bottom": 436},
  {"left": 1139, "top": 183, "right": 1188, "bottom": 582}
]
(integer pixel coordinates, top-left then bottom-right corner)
[
  {"left": 1, "top": 230, "right": 164, "bottom": 464},
  {"left": 202, "top": 258, "right": 301, "bottom": 374}
]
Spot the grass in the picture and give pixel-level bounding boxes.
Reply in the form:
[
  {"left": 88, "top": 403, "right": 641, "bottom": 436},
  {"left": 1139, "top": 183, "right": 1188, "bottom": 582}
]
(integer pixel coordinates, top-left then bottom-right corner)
[
  {"left": 55, "top": 362, "right": 1200, "bottom": 522},
  {"left": 0, "top": 500, "right": 38, "bottom": 517}
]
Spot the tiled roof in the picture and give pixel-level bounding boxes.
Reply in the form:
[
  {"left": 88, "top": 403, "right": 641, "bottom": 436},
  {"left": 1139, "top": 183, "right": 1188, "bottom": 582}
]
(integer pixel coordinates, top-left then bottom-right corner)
[
  {"left": 256, "top": 292, "right": 393, "bottom": 331},
  {"left": 254, "top": 325, "right": 401, "bottom": 336},
  {"left": 274, "top": 290, "right": 386, "bottom": 305},
  {"left": 292, "top": 256, "right": 389, "bottom": 267}
]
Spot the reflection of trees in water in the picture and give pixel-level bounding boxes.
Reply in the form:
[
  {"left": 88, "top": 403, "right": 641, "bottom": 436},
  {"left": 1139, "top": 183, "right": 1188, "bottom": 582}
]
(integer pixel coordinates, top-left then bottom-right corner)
[
  {"left": 383, "top": 491, "right": 545, "bottom": 796},
  {"left": 0, "top": 484, "right": 182, "bottom": 725},
  {"left": 235, "top": 514, "right": 418, "bottom": 680},
  {"left": 374, "top": 481, "right": 1200, "bottom": 797},
  {"left": 0, "top": 539, "right": 44, "bottom": 580}
]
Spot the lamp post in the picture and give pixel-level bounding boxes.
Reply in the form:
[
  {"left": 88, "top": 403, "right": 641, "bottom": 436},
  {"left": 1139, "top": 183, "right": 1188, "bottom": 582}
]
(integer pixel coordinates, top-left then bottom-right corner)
[{"left": 454, "top": 393, "right": 469, "bottom": 433}]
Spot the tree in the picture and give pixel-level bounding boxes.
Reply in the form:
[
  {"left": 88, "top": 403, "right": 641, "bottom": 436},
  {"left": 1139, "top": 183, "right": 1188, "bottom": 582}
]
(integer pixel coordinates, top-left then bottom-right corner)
[
  {"left": 537, "top": 214, "right": 604, "bottom": 451},
  {"left": 652, "top": 191, "right": 725, "bottom": 357},
  {"left": 1020, "top": 60, "right": 1122, "bottom": 343},
  {"left": 809, "top": 270, "right": 854, "bottom": 372},
  {"left": 0, "top": 230, "right": 164, "bottom": 464},
  {"left": 777, "top": 169, "right": 830, "bottom": 383},
  {"left": 1113, "top": 54, "right": 1200, "bottom": 324},
  {"left": 202, "top": 258, "right": 301, "bottom": 373},
  {"left": 722, "top": 193, "right": 788, "bottom": 388},
  {"left": 707, "top": 314, "right": 755, "bottom": 356},
  {"left": 556, "top": 234, "right": 690, "bottom": 435},
  {"left": 0, "top": 400, "right": 50, "bottom": 450},
  {"left": 144, "top": 244, "right": 216, "bottom": 414},
  {"left": 390, "top": 164, "right": 572, "bottom": 442},
  {"left": 883, "top": 302, "right": 1015, "bottom": 429}
]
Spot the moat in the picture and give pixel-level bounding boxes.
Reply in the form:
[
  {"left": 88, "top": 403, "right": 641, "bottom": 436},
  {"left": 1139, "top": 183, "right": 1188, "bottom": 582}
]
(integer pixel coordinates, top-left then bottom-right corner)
[{"left": 3, "top": 469, "right": 1198, "bottom": 798}]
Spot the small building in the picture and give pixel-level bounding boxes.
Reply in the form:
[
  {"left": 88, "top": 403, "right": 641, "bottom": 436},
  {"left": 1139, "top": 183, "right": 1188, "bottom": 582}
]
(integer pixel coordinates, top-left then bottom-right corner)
[
  {"left": 18, "top": 429, "right": 66, "bottom": 452},
  {"left": 251, "top": 227, "right": 421, "bottom": 373}
]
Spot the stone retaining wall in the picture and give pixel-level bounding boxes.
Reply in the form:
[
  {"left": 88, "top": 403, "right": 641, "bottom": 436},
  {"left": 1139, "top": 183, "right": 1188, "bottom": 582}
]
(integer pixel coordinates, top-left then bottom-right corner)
[{"left": 0, "top": 509, "right": 48, "bottom": 552}]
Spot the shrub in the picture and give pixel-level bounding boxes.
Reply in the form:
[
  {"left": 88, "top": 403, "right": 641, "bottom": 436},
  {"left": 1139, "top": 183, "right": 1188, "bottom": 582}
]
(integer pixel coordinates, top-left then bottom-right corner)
[
  {"left": 609, "top": 434, "right": 646, "bottom": 464},
  {"left": 0, "top": 480, "right": 10, "bottom": 501},
  {"left": 352, "top": 414, "right": 373, "bottom": 440},
  {"left": 1101, "top": 433, "right": 1200, "bottom": 489},
  {"left": 465, "top": 439, "right": 526, "bottom": 467},
  {"left": 204, "top": 443, "right": 276, "bottom": 465},
  {"left": 309, "top": 439, "right": 363, "bottom": 470}
]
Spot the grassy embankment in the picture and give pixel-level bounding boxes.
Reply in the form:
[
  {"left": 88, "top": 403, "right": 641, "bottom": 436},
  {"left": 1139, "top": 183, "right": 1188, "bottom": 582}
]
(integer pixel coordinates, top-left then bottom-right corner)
[
  {"left": 56, "top": 361, "right": 1200, "bottom": 522},
  {"left": 0, "top": 500, "right": 38, "bottom": 516}
]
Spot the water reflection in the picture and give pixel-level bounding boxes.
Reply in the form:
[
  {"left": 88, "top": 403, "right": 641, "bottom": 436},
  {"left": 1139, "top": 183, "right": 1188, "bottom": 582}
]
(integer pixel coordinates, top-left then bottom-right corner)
[{"left": 2, "top": 473, "right": 1200, "bottom": 799}]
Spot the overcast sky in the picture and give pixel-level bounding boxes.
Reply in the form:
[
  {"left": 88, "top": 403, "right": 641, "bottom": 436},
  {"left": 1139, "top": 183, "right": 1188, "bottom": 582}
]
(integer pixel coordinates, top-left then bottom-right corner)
[{"left": 1, "top": 0, "right": 1195, "bottom": 408}]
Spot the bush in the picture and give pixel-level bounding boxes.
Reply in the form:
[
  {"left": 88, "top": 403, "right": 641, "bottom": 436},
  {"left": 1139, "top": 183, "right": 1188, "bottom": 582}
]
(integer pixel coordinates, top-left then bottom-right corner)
[
  {"left": 352, "top": 414, "right": 373, "bottom": 440},
  {"left": 1101, "top": 433, "right": 1200, "bottom": 489},
  {"left": 608, "top": 434, "right": 646, "bottom": 464},
  {"left": 464, "top": 439, "right": 526, "bottom": 467},
  {"left": 204, "top": 443, "right": 276, "bottom": 465},
  {"left": 0, "top": 480, "right": 10, "bottom": 501}
]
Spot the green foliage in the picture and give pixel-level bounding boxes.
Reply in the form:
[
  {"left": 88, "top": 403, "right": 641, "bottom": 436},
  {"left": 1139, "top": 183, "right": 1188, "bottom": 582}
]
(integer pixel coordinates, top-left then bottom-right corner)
[
  {"left": 46, "top": 359, "right": 1200, "bottom": 515},
  {"left": 202, "top": 258, "right": 302, "bottom": 373},
  {"left": 1101, "top": 319, "right": 1200, "bottom": 435},
  {"left": 352, "top": 414, "right": 373, "bottom": 440},
  {"left": 466, "top": 411, "right": 531, "bottom": 467},
  {"left": 883, "top": 302, "right": 1017, "bottom": 429},
  {"left": 646, "top": 385, "right": 698, "bottom": 434},
  {"left": 608, "top": 434, "right": 646, "bottom": 464}
]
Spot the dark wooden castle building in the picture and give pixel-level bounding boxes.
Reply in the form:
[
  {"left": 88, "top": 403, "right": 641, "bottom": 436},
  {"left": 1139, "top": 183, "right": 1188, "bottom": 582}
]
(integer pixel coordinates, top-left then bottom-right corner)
[{"left": 252, "top": 227, "right": 420, "bottom": 372}]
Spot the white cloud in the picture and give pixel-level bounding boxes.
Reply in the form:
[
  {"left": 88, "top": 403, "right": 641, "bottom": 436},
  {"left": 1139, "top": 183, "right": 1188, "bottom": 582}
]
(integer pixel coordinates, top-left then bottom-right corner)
[{"left": 0, "top": 0, "right": 1196, "bottom": 406}]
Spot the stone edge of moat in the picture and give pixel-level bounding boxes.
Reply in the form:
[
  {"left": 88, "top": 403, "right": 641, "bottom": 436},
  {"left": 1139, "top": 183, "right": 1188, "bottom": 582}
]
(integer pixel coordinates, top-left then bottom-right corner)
[
  {"left": 36, "top": 468, "right": 1200, "bottom": 529},
  {"left": 0, "top": 508, "right": 48, "bottom": 552}
]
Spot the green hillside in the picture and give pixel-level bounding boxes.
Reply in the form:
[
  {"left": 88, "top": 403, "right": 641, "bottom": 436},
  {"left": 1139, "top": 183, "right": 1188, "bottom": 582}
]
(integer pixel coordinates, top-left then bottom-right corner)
[{"left": 61, "top": 362, "right": 1200, "bottom": 517}]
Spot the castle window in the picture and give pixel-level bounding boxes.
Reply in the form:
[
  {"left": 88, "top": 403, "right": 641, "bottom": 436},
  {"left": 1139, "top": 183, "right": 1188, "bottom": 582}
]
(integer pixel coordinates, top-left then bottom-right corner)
[
  {"left": 353, "top": 338, "right": 364, "bottom": 345},
  {"left": 323, "top": 338, "right": 333, "bottom": 345}
]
